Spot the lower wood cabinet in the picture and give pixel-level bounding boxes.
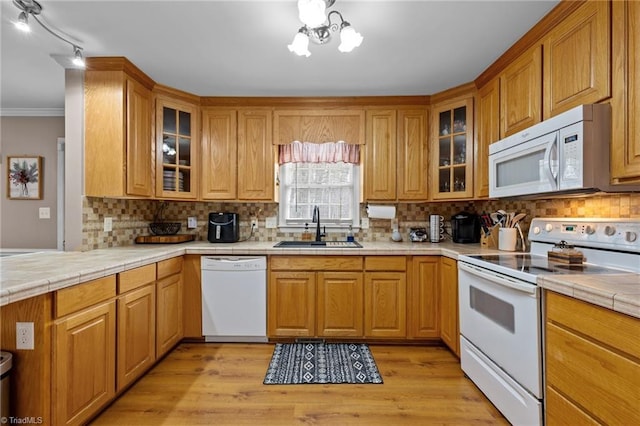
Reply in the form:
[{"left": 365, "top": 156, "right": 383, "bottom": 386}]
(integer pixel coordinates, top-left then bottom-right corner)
[
  {"left": 53, "top": 276, "right": 117, "bottom": 426},
  {"left": 268, "top": 256, "right": 364, "bottom": 338},
  {"left": 408, "top": 256, "right": 439, "bottom": 339},
  {"left": 156, "top": 257, "right": 184, "bottom": 358},
  {"left": 363, "top": 257, "right": 407, "bottom": 338},
  {"left": 317, "top": 272, "right": 364, "bottom": 337},
  {"left": 116, "top": 264, "right": 156, "bottom": 392},
  {"left": 545, "top": 291, "right": 640, "bottom": 425},
  {"left": 439, "top": 256, "right": 459, "bottom": 356}
]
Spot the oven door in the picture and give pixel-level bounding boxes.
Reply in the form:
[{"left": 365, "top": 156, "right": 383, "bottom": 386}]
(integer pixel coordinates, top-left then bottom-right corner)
[{"left": 458, "top": 262, "right": 542, "bottom": 397}]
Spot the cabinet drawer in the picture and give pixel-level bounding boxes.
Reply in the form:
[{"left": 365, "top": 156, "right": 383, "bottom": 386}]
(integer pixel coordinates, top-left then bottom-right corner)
[
  {"left": 118, "top": 264, "right": 156, "bottom": 294},
  {"left": 157, "top": 256, "right": 183, "bottom": 280},
  {"left": 270, "top": 256, "right": 363, "bottom": 271},
  {"left": 364, "top": 256, "right": 406, "bottom": 271},
  {"left": 55, "top": 275, "right": 116, "bottom": 318},
  {"left": 546, "top": 292, "right": 640, "bottom": 358}
]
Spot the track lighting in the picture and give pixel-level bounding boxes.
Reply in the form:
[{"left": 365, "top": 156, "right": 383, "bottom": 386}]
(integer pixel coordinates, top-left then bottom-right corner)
[
  {"left": 12, "top": 0, "right": 86, "bottom": 68},
  {"left": 289, "top": 0, "right": 363, "bottom": 57}
]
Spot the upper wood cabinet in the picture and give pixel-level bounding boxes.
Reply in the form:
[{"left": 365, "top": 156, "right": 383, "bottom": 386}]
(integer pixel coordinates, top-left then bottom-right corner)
[
  {"left": 543, "top": 0, "right": 610, "bottom": 119},
  {"left": 201, "top": 108, "right": 237, "bottom": 200},
  {"left": 364, "top": 108, "right": 428, "bottom": 201},
  {"left": 365, "top": 109, "right": 397, "bottom": 200},
  {"left": 475, "top": 78, "right": 499, "bottom": 199},
  {"left": 430, "top": 97, "right": 474, "bottom": 199},
  {"left": 499, "top": 45, "right": 542, "bottom": 137},
  {"left": 85, "top": 59, "right": 154, "bottom": 198},
  {"left": 273, "top": 109, "right": 365, "bottom": 145},
  {"left": 237, "top": 109, "right": 274, "bottom": 200},
  {"left": 155, "top": 95, "right": 199, "bottom": 199},
  {"left": 611, "top": 0, "right": 640, "bottom": 184}
]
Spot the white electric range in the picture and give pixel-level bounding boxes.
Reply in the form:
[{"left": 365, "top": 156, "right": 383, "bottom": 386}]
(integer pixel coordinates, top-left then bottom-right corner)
[{"left": 457, "top": 217, "right": 640, "bottom": 426}]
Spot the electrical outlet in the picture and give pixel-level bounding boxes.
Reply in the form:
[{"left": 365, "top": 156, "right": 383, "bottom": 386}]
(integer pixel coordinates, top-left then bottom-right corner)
[
  {"left": 16, "top": 322, "right": 34, "bottom": 350},
  {"left": 251, "top": 218, "right": 259, "bottom": 230},
  {"left": 265, "top": 216, "right": 277, "bottom": 229},
  {"left": 39, "top": 207, "right": 50, "bottom": 219},
  {"left": 187, "top": 217, "right": 197, "bottom": 229},
  {"left": 361, "top": 217, "right": 370, "bottom": 229},
  {"left": 103, "top": 217, "right": 113, "bottom": 232}
]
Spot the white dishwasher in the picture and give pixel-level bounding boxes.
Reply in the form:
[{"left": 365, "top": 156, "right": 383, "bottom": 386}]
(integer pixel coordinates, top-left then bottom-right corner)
[{"left": 201, "top": 256, "right": 267, "bottom": 342}]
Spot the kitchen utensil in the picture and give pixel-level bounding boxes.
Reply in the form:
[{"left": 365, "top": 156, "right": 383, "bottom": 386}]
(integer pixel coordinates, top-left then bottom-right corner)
[
  {"left": 409, "top": 227, "right": 428, "bottom": 242},
  {"left": 511, "top": 213, "right": 526, "bottom": 228}
]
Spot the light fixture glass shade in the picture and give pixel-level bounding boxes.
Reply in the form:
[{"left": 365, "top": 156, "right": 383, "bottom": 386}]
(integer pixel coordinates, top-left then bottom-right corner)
[
  {"left": 297, "top": 0, "right": 327, "bottom": 28},
  {"left": 338, "top": 26, "right": 363, "bottom": 53},
  {"left": 15, "top": 11, "right": 30, "bottom": 32},
  {"left": 288, "top": 32, "right": 311, "bottom": 57},
  {"left": 72, "top": 48, "right": 85, "bottom": 68}
]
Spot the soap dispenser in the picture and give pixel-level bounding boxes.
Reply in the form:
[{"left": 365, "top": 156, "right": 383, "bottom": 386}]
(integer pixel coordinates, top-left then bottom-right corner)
[
  {"left": 302, "top": 223, "right": 312, "bottom": 241},
  {"left": 347, "top": 225, "right": 355, "bottom": 242}
]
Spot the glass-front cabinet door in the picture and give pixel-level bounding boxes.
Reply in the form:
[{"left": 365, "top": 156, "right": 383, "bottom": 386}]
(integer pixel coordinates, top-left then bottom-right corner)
[
  {"left": 430, "top": 97, "right": 474, "bottom": 199},
  {"left": 156, "top": 97, "right": 198, "bottom": 199}
]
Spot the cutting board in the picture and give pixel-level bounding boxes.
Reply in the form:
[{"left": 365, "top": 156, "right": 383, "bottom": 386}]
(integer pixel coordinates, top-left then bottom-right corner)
[{"left": 135, "top": 234, "right": 195, "bottom": 244}]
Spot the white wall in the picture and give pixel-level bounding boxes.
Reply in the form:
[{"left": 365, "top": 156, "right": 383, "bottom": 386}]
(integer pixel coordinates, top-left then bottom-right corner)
[{"left": 0, "top": 116, "right": 64, "bottom": 249}]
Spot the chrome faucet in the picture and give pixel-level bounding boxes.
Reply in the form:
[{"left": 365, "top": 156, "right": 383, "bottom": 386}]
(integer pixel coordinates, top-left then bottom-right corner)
[{"left": 312, "top": 205, "right": 324, "bottom": 242}]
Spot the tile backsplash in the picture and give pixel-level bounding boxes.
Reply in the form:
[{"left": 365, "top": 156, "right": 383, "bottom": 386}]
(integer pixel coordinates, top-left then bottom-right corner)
[{"left": 82, "top": 193, "right": 640, "bottom": 251}]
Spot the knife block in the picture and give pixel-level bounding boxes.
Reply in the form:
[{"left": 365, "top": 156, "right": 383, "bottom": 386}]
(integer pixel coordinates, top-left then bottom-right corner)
[{"left": 480, "top": 224, "right": 499, "bottom": 249}]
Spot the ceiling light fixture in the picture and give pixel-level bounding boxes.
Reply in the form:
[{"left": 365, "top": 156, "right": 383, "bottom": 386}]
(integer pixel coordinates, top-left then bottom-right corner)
[
  {"left": 288, "top": 0, "right": 363, "bottom": 57},
  {"left": 12, "top": 0, "right": 85, "bottom": 68}
]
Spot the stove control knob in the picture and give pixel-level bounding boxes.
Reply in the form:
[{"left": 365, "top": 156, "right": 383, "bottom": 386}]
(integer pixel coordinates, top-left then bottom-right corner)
[
  {"left": 604, "top": 225, "right": 616, "bottom": 236},
  {"left": 532, "top": 226, "right": 541, "bottom": 235},
  {"left": 585, "top": 225, "right": 596, "bottom": 235},
  {"left": 544, "top": 224, "right": 553, "bottom": 232},
  {"left": 625, "top": 231, "right": 638, "bottom": 243}
]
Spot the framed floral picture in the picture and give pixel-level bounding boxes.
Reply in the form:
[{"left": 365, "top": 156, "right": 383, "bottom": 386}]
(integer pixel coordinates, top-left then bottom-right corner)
[{"left": 7, "top": 156, "right": 43, "bottom": 200}]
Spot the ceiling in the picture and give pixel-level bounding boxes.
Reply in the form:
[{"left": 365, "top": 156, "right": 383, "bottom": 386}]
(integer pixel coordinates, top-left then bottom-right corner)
[{"left": 0, "top": 0, "right": 560, "bottom": 113}]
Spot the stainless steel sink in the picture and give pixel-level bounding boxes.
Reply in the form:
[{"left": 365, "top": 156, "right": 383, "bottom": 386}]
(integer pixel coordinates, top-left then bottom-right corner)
[{"left": 273, "top": 241, "right": 362, "bottom": 248}]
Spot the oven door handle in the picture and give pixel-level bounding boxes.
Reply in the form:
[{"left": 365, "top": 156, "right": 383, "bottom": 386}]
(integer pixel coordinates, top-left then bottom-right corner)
[{"left": 459, "top": 262, "right": 537, "bottom": 295}]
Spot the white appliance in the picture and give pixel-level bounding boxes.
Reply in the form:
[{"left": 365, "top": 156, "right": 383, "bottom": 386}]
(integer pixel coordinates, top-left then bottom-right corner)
[
  {"left": 489, "top": 104, "right": 639, "bottom": 198},
  {"left": 458, "top": 218, "right": 640, "bottom": 426},
  {"left": 201, "top": 256, "right": 267, "bottom": 342}
]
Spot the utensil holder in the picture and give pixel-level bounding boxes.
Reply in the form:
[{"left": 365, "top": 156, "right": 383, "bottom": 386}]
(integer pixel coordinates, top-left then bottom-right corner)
[
  {"left": 480, "top": 224, "right": 499, "bottom": 249},
  {"left": 498, "top": 228, "right": 518, "bottom": 251}
]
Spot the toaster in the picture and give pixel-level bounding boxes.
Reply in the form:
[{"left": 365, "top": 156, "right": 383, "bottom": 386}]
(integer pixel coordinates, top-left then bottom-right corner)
[{"left": 409, "top": 227, "right": 428, "bottom": 242}]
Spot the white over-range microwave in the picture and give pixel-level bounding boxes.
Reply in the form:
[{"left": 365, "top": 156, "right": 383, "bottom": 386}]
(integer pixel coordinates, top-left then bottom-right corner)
[{"left": 489, "top": 104, "right": 638, "bottom": 198}]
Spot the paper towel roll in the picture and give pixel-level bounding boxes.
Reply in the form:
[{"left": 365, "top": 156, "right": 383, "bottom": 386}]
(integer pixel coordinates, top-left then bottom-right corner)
[{"left": 366, "top": 205, "right": 396, "bottom": 219}]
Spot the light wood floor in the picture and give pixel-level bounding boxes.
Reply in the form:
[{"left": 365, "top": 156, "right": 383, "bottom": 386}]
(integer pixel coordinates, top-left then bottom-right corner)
[{"left": 90, "top": 343, "right": 508, "bottom": 425}]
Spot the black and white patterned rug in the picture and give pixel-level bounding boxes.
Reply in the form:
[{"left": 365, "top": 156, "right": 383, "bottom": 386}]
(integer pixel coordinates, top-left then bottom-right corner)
[{"left": 263, "top": 342, "right": 383, "bottom": 384}]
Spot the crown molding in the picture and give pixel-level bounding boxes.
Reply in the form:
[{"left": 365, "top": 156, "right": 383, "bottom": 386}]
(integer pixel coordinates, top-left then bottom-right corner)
[{"left": 0, "top": 108, "right": 65, "bottom": 117}]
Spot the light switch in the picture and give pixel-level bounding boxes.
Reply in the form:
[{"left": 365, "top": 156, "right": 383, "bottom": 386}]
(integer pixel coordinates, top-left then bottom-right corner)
[
  {"left": 265, "top": 216, "right": 277, "bottom": 229},
  {"left": 39, "top": 207, "right": 50, "bottom": 219}
]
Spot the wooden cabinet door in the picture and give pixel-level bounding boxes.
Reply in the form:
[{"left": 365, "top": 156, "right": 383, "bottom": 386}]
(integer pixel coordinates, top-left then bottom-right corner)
[
  {"left": 500, "top": 45, "right": 542, "bottom": 137},
  {"left": 268, "top": 271, "right": 316, "bottom": 337},
  {"left": 611, "top": 0, "right": 640, "bottom": 183},
  {"left": 439, "top": 257, "right": 459, "bottom": 356},
  {"left": 364, "top": 272, "right": 406, "bottom": 338},
  {"left": 543, "top": 1, "right": 610, "bottom": 118},
  {"left": 126, "top": 77, "right": 153, "bottom": 197},
  {"left": 408, "top": 257, "right": 439, "bottom": 339},
  {"left": 155, "top": 97, "right": 199, "bottom": 199},
  {"left": 397, "top": 109, "right": 428, "bottom": 200},
  {"left": 117, "top": 284, "right": 156, "bottom": 392},
  {"left": 365, "top": 109, "right": 397, "bottom": 200},
  {"left": 475, "top": 78, "right": 499, "bottom": 198},
  {"left": 156, "top": 273, "right": 183, "bottom": 358},
  {"left": 54, "top": 301, "right": 116, "bottom": 426},
  {"left": 237, "top": 109, "right": 274, "bottom": 200},
  {"left": 317, "top": 272, "right": 363, "bottom": 337},
  {"left": 201, "top": 108, "right": 237, "bottom": 200}
]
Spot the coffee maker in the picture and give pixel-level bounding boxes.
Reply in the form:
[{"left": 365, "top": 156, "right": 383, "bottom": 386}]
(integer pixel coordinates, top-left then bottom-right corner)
[{"left": 451, "top": 211, "right": 481, "bottom": 243}]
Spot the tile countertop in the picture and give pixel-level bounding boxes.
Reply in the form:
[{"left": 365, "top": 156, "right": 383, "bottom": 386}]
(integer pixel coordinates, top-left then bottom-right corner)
[{"left": 1, "top": 240, "right": 639, "bottom": 319}]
